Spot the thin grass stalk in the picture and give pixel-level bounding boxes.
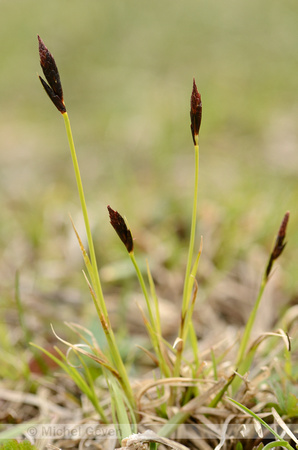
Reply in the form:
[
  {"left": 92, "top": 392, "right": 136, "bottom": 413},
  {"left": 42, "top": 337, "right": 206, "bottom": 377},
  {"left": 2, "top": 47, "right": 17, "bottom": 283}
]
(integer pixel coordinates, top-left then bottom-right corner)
[
  {"left": 182, "top": 142, "right": 199, "bottom": 315},
  {"left": 173, "top": 143, "right": 199, "bottom": 378},
  {"left": 82, "top": 272, "right": 135, "bottom": 406},
  {"left": 235, "top": 212, "right": 290, "bottom": 390},
  {"left": 137, "top": 302, "right": 171, "bottom": 377},
  {"left": 232, "top": 274, "right": 267, "bottom": 394},
  {"left": 107, "top": 205, "right": 165, "bottom": 373},
  {"left": 107, "top": 376, "right": 134, "bottom": 440},
  {"left": 70, "top": 215, "right": 94, "bottom": 285},
  {"left": 107, "top": 203, "right": 172, "bottom": 379},
  {"left": 31, "top": 343, "right": 107, "bottom": 419},
  {"left": 236, "top": 274, "right": 266, "bottom": 368},
  {"left": 129, "top": 251, "right": 170, "bottom": 376},
  {"left": 188, "top": 322, "right": 199, "bottom": 371},
  {"left": 75, "top": 351, "right": 108, "bottom": 422},
  {"left": 106, "top": 374, "right": 136, "bottom": 442},
  {"left": 62, "top": 114, "right": 136, "bottom": 408},
  {"left": 208, "top": 373, "right": 235, "bottom": 408},
  {"left": 129, "top": 252, "right": 155, "bottom": 328},
  {"left": 181, "top": 280, "right": 198, "bottom": 343},
  {"left": 62, "top": 113, "right": 106, "bottom": 315},
  {"left": 228, "top": 398, "right": 296, "bottom": 450}
]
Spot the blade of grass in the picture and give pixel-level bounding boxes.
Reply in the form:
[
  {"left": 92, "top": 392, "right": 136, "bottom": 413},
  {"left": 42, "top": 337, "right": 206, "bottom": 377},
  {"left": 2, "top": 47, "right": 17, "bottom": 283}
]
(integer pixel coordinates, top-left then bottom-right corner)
[
  {"left": 75, "top": 351, "right": 108, "bottom": 422},
  {"left": 262, "top": 442, "right": 294, "bottom": 450},
  {"left": 227, "top": 398, "right": 296, "bottom": 450},
  {"left": 108, "top": 376, "right": 136, "bottom": 440},
  {"left": 30, "top": 344, "right": 95, "bottom": 403},
  {"left": 208, "top": 373, "right": 235, "bottom": 408}
]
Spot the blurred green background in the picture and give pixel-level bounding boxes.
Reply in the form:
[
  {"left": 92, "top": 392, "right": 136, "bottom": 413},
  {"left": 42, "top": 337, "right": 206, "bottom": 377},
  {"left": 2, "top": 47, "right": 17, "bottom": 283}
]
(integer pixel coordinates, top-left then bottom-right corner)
[{"left": 0, "top": 0, "right": 297, "bottom": 348}]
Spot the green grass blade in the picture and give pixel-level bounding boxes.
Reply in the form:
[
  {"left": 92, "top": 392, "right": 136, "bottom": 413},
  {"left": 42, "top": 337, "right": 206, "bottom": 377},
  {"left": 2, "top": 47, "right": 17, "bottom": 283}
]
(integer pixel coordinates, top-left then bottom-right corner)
[
  {"left": 227, "top": 398, "right": 296, "bottom": 450},
  {"left": 108, "top": 377, "right": 135, "bottom": 441},
  {"left": 262, "top": 442, "right": 294, "bottom": 450}
]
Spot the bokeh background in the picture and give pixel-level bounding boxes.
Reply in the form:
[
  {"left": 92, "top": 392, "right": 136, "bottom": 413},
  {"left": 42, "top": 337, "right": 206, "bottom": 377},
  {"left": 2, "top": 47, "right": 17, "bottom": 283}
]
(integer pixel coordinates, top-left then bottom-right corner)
[{"left": 0, "top": 0, "right": 297, "bottom": 368}]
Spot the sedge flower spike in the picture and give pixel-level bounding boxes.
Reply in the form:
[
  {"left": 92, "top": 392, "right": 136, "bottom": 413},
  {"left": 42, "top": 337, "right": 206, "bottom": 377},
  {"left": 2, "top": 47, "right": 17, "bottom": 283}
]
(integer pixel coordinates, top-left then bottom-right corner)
[
  {"left": 190, "top": 78, "right": 202, "bottom": 145},
  {"left": 107, "top": 206, "right": 134, "bottom": 254},
  {"left": 38, "top": 35, "right": 66, "bottom": 113},
  {"left": 266, "top": 211, "right": 290, "bottom": 279}
]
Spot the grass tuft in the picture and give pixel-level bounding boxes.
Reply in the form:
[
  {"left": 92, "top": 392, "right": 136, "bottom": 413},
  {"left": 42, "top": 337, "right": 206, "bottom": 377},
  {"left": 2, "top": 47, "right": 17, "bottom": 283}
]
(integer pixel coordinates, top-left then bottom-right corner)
[{"left": 2, "top": 35, "right": 293, "bottom": 449}]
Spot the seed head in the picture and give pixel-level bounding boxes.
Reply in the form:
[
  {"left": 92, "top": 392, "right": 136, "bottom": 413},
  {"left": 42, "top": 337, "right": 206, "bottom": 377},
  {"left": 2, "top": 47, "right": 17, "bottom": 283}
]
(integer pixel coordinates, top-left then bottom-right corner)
[
  {"left": 38, "top": 35, "right": 66, "bottom": 113},
  {"left": 266, "top": 211, "right": 290, "bottom": 279},
  {"left": 107, "top": 206, "right": 134, "bottom": 254},
  {"left": 190, "top": 78, "right": 202, "bottom": 145}
]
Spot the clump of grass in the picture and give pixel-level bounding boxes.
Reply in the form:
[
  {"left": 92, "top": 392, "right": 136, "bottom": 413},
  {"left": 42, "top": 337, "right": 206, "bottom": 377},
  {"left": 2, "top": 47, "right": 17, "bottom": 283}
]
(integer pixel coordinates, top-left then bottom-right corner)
[{"left": 31, "top": 36, "right": 296, "bottom": 450}]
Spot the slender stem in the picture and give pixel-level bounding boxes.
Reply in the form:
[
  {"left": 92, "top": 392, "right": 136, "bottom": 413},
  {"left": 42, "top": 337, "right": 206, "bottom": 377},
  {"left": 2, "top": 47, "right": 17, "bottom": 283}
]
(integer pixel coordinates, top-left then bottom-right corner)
[
  {"left": 62, "top": 112, "right": 135, "bottom": 408},
  {"left": 182, "top": 143, "right": 199, "bottom": 314},
  {"left": 129, "top": 252, "right": 155, "bottom": 328},
  {"left": 173, "top": 143, "right": 199, "bottom": 379},
  {"left": 130, "top": 253, "right": 172, "bottom": 377},
  {"left": 63, "top": 112, "right": 107, "bottom": 316},
  {"left": 236, "top": 273, "right": 267, "bottom": 367}
]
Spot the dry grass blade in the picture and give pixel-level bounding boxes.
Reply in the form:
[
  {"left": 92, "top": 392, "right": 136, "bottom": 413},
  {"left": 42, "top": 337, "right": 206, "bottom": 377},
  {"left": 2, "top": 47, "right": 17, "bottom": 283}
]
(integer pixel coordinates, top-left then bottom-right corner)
[
  {"left": 69, "top": 214, "right": 92, "bottom": 269},
  {"left": 136, "top": 345, "right": 160, "bottom": 366},
  {"left": 50, "top": 324, "right": 120, "bottom": 378},
  {"left": 65, "top": 321, "right": 102, "bottom": 353},
  {"left": 119, "top": 429, "right": 190, "bottom": 450},
  {"left": 271, "top": 407, "right": 298, "bottom": 445},
  {"left": 248, "top": 329, "right": 291, "bottom": 353},
  {"left": 137, "top": 377, "right": 210, "bottom": 410},
  {"left": 213, "top": 414, "right": 236, "bottom": 450}
]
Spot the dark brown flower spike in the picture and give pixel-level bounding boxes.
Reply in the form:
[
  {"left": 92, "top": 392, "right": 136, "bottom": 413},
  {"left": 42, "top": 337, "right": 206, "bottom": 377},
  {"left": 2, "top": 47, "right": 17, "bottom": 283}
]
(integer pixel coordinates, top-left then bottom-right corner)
[
  {"left": 38, "top": 35, "right": 66, "bottom": 113},
  {"left": 266, "top": 211, "right": 290, "bottom": 279},
  {"left": 107, "top": 206, "right": 134, "bottom": 254},
  {"left": 190, "top": 78, "right": 202, "bottom": 145}
]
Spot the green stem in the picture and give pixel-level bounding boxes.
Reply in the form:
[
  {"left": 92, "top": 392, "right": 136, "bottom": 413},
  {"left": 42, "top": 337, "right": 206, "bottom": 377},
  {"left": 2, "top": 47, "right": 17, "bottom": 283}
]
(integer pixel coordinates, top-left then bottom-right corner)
[
  {"left": 129, "top": 253, "right": 172, "bottom": 377},
  {"left": 173, "top": 143, "right": 199, "bottom": 379},
  {"left": 63, "top": 112, "right": 106, "bottom": 317},
  {"left": 129, "top": 252, "right": 155, "bottom": 328},
  {"left": 236, "top": 273, "right": 267, "bottom": 367},
  {"left": 62, "top": 112, "right": 135, "bottom": 408},
  {"left": 182, "top": 143, "right": 199, "bottom": 315}
]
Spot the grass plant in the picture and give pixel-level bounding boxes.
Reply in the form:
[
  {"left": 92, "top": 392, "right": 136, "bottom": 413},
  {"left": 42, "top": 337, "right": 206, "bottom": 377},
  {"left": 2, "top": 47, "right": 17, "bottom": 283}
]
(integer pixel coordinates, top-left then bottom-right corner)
[{"left": 23, "top": 35, "right": 297, "bottom": 449}]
